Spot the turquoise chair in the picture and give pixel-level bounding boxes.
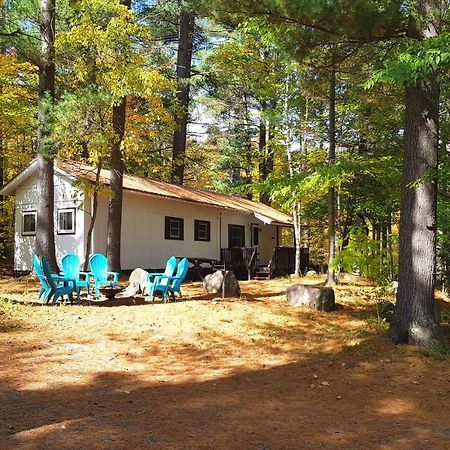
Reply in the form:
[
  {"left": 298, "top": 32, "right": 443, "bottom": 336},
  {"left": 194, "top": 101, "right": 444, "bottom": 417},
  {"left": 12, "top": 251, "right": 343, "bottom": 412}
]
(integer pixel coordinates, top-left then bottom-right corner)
[
  {"left": 33, "top": 254, "right": 53, "bottom": 303},
  {"left": 146, "top": 256, "right": 177, "bottom": 302},
  {"left": 89, "top": 253, "right": 119, "bottom": 298},
  {"left": 167, "top": 257, "right": 189, "bottom": 301},
  {"left": 41, "top": 256, "right": 77, "bottom": 305},
  {"left": 61, "top": 253, "right": 91, "bottom": 298}
]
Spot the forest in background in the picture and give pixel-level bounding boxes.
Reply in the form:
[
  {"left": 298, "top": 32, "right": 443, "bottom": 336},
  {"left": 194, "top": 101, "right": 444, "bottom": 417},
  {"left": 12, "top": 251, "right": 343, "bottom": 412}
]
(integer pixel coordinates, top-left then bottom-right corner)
[{"left": 1, "top": 0, "right": 450, "bottom": 348}]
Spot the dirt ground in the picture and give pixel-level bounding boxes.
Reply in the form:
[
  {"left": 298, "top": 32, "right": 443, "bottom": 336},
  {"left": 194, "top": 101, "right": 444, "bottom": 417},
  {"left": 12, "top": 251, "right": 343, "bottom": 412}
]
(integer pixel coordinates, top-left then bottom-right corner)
[{"left": 0, "top": 275, "right": 449, "bottom": 450}]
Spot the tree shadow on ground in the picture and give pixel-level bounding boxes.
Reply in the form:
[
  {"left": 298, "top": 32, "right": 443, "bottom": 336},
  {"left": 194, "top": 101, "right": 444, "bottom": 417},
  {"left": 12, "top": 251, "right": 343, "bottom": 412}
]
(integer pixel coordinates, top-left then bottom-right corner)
[{"left": 1, "top": 329, "right": 449, "bottom": 450}]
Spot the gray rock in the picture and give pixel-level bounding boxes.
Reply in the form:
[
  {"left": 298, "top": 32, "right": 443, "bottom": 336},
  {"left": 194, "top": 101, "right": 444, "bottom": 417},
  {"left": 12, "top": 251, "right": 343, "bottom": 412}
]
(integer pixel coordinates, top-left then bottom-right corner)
[
  {"left": 120, "top": 268, "right": 149, "bottom": 297},
  {"left": 203, "top": 270, "right": 240, "bottom": 298},
  {"left": 339, "top": 273, "right": 362, "bottom": 283},
  {"left": 305, "top": 270, "right": 319, "bottom": 277},
  {"left": 286, "top": 283, "right": 336, "bottom": 311}
]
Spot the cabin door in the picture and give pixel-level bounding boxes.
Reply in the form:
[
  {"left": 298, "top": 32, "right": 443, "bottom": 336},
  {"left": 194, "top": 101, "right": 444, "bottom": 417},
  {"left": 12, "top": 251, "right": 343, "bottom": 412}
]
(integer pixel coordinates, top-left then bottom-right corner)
[{"left": 251, "top": 224, "right": 261, "bottom": 266}]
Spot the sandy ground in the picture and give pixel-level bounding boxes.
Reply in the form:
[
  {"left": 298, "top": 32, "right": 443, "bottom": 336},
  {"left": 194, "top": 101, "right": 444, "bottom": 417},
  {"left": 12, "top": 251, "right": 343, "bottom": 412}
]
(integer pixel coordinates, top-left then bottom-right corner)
[{"left": 0, "top": 275, "right": 449, "bottom": 450}]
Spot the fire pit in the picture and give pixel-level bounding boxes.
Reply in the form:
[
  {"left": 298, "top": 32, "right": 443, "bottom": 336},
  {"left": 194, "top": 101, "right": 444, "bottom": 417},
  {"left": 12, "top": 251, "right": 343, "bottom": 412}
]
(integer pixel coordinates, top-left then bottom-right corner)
[{"left": 99, "top": 285, "right": 124, "bottom": 300}]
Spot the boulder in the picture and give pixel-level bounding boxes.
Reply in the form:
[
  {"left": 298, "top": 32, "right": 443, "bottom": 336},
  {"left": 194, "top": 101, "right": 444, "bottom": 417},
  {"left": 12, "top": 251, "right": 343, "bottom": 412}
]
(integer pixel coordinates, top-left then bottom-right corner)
[
  {"left": 305, "top": 270, "right": 319, "bottom": 277},
  {"left": 204, "top": 270, "right": 240, "bottom": 298},
  {"left": 120, "top": 268, "right": 149, "bottom": 297},
  {"left": 286, "top": 283, "right": 336, "bottom": 311},
  {"left": 339, "top": 273, "right": 362, "bottom": 284}
]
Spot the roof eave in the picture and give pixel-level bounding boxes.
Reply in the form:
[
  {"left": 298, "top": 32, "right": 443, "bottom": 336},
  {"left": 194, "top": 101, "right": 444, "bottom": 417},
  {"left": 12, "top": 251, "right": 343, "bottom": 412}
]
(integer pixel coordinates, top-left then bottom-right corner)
[
  {"left": 0, "top": 160, "right": 38, "bottom": 195},
  {"left": 0, "top": 160, "right": 78, "bottom": 196}
]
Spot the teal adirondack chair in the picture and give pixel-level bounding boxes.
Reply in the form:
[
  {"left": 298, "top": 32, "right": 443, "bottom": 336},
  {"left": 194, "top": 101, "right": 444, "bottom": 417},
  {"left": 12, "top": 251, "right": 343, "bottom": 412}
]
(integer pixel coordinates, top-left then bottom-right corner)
[
  {"left": 89, "top": 253, "right": 119, "bottom": 298},
  {"left": 33, "top": 254, "right": 53, "bottom": 303},
  {"left": 41, "top": 256, "right": 77, "bottom": 305},
  {"left": 167, "top": 257, "right": 189, "bottom": 301},
  {"left": 146, "top": 256, "right": 177, "bottom": 302},
  {"left": 61, "top": 253, "right": 91, "bottom": 298}
]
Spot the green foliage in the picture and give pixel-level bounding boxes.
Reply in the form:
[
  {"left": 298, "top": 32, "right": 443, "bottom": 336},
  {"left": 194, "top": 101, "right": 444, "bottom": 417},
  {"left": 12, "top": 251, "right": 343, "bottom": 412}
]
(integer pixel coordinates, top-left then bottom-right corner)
[
  {"left": 367, "top": 34, "right": 450, "bottom": 87},
  {"left": 332, "top": 225, "right": 396, "bottom": 284}
]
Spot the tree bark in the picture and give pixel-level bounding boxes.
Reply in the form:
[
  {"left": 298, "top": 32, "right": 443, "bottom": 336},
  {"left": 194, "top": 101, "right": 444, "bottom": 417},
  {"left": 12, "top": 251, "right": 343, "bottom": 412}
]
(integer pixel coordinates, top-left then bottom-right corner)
[
  {"left": 171, "top": 7, "right": 195, "bottom": 185},
  {"left": 283, "top": 76, "right": 301, "bottom": 276},
  {"left": 84, "top": 162, "right": 102, "bottom": 272},
  {"left": 35, "top": 0, "right": 58, "bottom": 272},
  {"left": 105, "top": 0, "right": 130, "bottom": 273},
  {"left": 390, "top": 1, "right": 442, "bottom": 348},
  {"left": 258, "top": 102, "right": 269, "bottom": 204},
  {"left": 106, "top": 99, "right": 126, "bottom": 273},
  {"left": 326, "top": 58, "right": 336, "bottom": 285}
]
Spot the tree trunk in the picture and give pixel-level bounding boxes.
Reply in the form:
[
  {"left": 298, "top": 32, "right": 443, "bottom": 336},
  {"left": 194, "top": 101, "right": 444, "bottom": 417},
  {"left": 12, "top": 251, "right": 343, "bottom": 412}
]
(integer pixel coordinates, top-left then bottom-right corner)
[
  {"left": 387, "top": 218, "right": 395, "bottom": 281},
  {"left": 283, "top": 76, "right": 301, "bottom": 276},
  {"left": 105, "top": 0, "right": 130, "bottom": 273},
  {"left": 35, "top": 0, "right": 58, "bottom": 272},
  {"left": 258, "top": 102, "right": 269, "bottom": 204},
  {"left": 171, "top": 7, "right": 195, "bottom": 185},
  {"left": 243, "top": 94, "right": 253, "bottom": 200},
  {"left": 326, "top": 59, "right": 336, "bottom": 285},
  {"left": 293, "top": 202, "right": 302, "bottom": 276},
  {"left": 84, "top": 162, "right": 102, "bottom": 272},
  {"left": 106, "top": 100, "right": 126, "bottom": 273},
  {"left": 390, "top": 1, "right": 442, "bottom": 348}
]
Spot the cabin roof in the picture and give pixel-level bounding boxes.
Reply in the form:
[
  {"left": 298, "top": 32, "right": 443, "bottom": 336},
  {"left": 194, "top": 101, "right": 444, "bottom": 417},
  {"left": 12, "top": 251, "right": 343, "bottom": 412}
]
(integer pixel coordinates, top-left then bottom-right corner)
[{"left": 0, "top": 159, "right": 293, "bottom": 226}]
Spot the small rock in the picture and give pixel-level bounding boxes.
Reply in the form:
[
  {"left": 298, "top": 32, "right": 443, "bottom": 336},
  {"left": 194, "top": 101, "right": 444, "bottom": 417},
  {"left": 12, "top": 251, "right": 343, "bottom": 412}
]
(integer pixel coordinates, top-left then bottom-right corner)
[
  {"left": 321, "top": 381, "right": 329, "bottom": 386},
  {"left": 313, "top": 374, "right": 318, "bottom": 379},
  {"left": 310, "top": 384, "right": 315, "bottom": 388},
  {"left": 336, "top": 395, "right": 341, "bottom": 400}
]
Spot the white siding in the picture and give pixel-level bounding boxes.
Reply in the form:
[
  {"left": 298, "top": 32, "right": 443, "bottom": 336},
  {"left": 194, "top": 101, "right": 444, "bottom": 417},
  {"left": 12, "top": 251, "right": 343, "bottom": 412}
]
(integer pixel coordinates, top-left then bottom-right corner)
[
  {"left": 120, "top": 192, "right": 221, "bottom": 270},
  {"left": 14, "top": 173, "right": 86, "bottom": 271},
  {"left": 88, "top": 191, "right": 279, "bottom": 270},
  {"left": 13, "top": 172, "right": 280, "bottom": 271}
]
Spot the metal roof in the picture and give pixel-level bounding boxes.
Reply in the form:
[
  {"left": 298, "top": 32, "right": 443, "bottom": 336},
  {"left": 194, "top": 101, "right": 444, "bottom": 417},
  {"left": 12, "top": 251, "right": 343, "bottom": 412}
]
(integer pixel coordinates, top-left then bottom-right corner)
[{"left": 1, "top": 159, "right": 293, "bottom": 226}]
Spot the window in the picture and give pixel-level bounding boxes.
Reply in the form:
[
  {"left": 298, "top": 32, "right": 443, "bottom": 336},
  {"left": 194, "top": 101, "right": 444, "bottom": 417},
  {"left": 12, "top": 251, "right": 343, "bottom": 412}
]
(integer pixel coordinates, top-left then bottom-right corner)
[
  {"left": 165, "top": 216, "right": 184, "bottom": 240},
  {"left": 57, "top": 208, "right": 76, "bottom": 234},
  {"left": 194, "top": 220, "right": 211, "bottom": 241},
  {"left": 228, "top": 224, "right": 245, "bottom": 248},
  {"left": 252, "top": 225, "right": 259, "bottom": 246},
  {"left": 22, "top": 211, "right": 36, "bottom": 236}
]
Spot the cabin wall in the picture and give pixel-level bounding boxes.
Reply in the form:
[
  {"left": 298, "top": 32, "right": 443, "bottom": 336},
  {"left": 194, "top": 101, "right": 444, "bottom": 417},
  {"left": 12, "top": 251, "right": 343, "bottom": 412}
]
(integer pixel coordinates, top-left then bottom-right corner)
[
  {"left": 121, "top": 192, "right": 220, "bottom": 270},
  {"left": 14, "top": 173, "right": 86, "bottom": 271},
  {"left": 12, "top": 172, "right": 283, "bottom": 272},
  {"left": 89, "top": 191, "right": 280, "bottom": 270}
]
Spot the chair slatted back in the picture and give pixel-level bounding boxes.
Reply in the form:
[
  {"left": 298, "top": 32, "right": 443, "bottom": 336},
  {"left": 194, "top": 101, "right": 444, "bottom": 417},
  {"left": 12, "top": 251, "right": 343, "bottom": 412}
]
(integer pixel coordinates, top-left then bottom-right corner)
[
  {"left": 171, "top": 258, "right": 189, "bottom": 291},
  {"left": 89, "top": 254, "right": 108, "bottom": 282},
  {"left": 62, "top": 253, "right": 81, "bottom": 280}
]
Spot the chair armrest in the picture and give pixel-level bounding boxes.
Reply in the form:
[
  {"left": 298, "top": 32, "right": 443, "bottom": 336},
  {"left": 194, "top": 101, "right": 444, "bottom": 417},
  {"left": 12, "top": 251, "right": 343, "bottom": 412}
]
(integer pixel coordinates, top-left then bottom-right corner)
[
  {"left": 147, "top": 271, "right": 163, "bottom": 277},
  {"left": 53, "top": 275, "right": 76, "bottom": 287},
  {"left": 52, "top": 274, "right": 69, "bottom": 282},
  {"left": 107, "top": 272, "right": 119, "bottom": 283},
  {"left": 158, "top": 275, "right": 183, "bottom": 281},
  {"left": 79, "top": 272, "right": 92, "bottom": 281}
]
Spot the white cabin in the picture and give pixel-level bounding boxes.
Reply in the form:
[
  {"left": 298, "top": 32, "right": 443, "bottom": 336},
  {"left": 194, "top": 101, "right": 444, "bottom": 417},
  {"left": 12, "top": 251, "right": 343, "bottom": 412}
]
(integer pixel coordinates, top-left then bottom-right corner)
[{"left": 0, "top": 159, "right": 293, "bottom": 273}]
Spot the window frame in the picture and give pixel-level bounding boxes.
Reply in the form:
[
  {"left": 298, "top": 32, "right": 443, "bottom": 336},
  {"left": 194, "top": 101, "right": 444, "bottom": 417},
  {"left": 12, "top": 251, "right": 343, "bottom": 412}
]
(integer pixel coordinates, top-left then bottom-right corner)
[
  {"left": 21, "top": 210, "right": 37, "bottom": 236},
  {"left": 57, "top": 207, "right": 76, "bottom": 235},
  {"left": 228, "top": 224, "right": 245, "bottom": 248},
  {"left": 194, "top": 219, "right": 211, "bottom": 242},
  {"left": 165, "top": 216, "right": 184, "bottom": 241},
  {"left": 252, "top": 225, "right": 260, "bottom": 247}
]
